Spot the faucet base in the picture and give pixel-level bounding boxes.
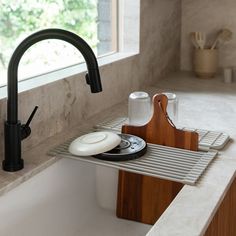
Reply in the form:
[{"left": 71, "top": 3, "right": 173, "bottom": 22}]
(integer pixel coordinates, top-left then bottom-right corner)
[
  {"left": 3, "top": 121, "right": 24, "bottom": 172},
  {"left": 2, "top": 159, "right": 24, "bottom": 172}
]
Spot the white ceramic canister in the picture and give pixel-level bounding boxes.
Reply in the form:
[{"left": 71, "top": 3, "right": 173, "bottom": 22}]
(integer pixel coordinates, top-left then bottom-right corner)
[{"left": 223, "top": 67, "right": 233, "bottom": 83}]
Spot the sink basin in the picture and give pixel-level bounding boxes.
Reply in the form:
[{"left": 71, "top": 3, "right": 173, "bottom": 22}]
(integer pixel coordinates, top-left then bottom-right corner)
[{"left": 0, "top": 159, "right": 151, "bottom": 236}]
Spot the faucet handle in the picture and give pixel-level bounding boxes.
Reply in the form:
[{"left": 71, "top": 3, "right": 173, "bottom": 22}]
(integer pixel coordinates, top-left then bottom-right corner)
[
  {"left": 25, "top": 106, "right": 38, "bottom": 127},
  {"left": 21, "top": 106, "right": 38, "bottom": 140}
]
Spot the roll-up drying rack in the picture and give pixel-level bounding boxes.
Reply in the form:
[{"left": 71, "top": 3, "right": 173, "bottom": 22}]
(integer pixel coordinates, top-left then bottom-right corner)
[
  {"left": 48, "top": 94, "right": 229, "bottom": 186},
  {"left": 48, "top": 138, "right": 217, "bottom": 185}
]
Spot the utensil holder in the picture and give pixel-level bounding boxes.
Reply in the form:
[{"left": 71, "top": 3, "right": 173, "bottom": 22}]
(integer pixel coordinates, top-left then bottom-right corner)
[{"left": 193, "top": 49, "right": 218, "bottom": 79}]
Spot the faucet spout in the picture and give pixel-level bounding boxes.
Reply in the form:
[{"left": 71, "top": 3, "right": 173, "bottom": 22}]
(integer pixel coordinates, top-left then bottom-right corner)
[{"left": 3, "top": 28, "right": 102, "bottom": 172}]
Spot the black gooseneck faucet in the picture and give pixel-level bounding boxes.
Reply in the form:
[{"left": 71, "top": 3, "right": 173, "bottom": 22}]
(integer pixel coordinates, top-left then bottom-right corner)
[{"left": 3, "top": 28, "right": 102, "bottom": 172}]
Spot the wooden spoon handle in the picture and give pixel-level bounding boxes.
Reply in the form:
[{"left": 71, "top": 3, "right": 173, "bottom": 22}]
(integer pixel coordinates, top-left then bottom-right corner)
[{"left": 211, "top": 38, "right": 218, "bottom": 50}]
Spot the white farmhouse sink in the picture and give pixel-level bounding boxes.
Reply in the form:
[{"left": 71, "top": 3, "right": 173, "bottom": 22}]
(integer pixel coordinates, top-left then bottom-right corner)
[{"left": 0, "top": 159, "right": 151, "bottom": 236}]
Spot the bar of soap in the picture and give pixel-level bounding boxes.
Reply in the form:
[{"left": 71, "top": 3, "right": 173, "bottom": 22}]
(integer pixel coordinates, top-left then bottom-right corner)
[{"left": 68, "top": 131, "right": 121, "bottom": 156}]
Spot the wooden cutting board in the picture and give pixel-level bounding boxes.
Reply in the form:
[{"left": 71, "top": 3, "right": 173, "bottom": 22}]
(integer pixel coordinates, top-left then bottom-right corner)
[{"left": 116, "top": 94, "right": 199, "bottom": 225}]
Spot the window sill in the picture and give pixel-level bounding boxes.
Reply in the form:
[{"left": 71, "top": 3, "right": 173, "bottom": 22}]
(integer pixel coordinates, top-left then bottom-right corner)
[{"left": 0, "top": 51, "right": 138, "bottom": 100}]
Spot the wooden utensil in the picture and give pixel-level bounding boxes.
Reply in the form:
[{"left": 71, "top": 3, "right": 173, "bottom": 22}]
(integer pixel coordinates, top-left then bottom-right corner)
[
  {"left": 195, "top": 32, "right": 206, "bottom": 50},
  {"left": 211, "top": 28, "right": 233, "bottom": 50},
  {"left": 190, "top": 32, "right": 199, "bottom": 49},
  {"left": 116, "top": 94, "right": 199, "bottom": 225}
]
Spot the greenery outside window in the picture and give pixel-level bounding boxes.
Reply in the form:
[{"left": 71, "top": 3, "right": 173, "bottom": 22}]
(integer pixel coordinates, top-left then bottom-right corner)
[{"left": 0, "top": 0, "right": 117, "bottom": 86}]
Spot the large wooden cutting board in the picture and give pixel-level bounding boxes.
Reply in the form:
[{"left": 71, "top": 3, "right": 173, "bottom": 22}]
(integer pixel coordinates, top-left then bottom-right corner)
[{"left": 116, "top": 94, "right": 199, "bottom": 224}]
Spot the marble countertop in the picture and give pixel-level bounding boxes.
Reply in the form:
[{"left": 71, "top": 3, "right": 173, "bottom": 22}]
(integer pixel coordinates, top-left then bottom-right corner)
[
  {"left": 147, "top": 72, "right": 236, "bottom": 236},
  {"left": 0, "top": 71, "right": 236, "bottom": 236}
]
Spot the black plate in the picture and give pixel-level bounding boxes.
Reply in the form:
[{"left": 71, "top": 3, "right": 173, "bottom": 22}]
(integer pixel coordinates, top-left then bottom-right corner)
[{"left": 93, "top": 134, "right": 147, "bottom": 161}]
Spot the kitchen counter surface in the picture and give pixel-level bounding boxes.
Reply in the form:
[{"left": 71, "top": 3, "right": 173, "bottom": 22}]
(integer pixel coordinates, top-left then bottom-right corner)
[
  {"left": 0, "top": 71, "right": 236, "bottom": 236},
  {"left": 147, "top": 72, "right": 236, "bottom": 236}
]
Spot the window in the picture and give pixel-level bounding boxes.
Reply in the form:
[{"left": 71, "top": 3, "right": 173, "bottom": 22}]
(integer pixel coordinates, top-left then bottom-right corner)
[{"left": 0, "top": 0, "right": 117, "bottom": 86}]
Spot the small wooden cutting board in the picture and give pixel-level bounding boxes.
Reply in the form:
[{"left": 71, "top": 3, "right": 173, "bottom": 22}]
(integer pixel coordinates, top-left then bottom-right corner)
[{"left": 116, "top": 94, "right": 199, "bottom": 225}]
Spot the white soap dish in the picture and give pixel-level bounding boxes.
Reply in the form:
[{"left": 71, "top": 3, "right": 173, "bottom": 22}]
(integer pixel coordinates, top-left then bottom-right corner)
[{"left": 68, "top": 131, "right": 121, "bottom": 156}]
